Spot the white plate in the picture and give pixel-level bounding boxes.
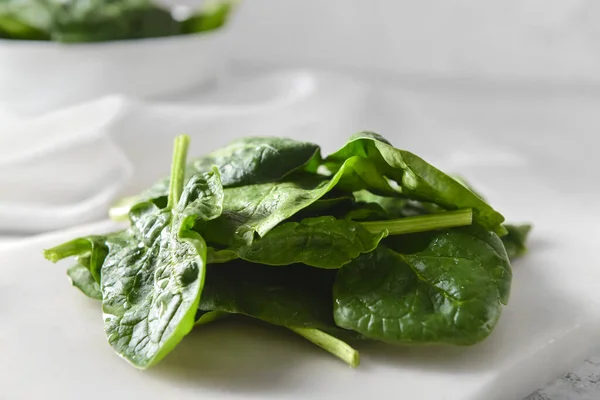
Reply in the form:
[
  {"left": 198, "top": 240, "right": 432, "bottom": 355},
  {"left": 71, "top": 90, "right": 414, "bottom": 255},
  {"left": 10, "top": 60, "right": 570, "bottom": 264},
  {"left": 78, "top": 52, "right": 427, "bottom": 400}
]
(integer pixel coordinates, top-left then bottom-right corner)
[{"left": 1, "top": 80, "right": 599, "bottom": 400}]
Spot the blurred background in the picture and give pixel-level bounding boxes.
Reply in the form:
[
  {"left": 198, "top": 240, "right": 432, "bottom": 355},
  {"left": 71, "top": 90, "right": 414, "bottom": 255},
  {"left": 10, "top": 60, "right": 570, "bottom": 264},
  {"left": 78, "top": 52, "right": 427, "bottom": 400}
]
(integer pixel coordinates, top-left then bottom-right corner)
[
  {"left": 225, "top": 0, "right": 600, "bottom": 83},
  {"left": 0, "top": 1, "right": 596, "bottom": 232},
  {"left": 1, "top": 0, "right": 596, "bottom": 233}
]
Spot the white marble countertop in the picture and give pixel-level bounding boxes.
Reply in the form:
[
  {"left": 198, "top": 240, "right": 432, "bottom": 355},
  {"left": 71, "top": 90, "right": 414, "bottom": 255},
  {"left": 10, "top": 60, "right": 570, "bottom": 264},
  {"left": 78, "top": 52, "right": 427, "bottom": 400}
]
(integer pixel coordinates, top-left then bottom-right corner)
[{"left": 526, "top": 355, "right": 600, "bottom": 399}]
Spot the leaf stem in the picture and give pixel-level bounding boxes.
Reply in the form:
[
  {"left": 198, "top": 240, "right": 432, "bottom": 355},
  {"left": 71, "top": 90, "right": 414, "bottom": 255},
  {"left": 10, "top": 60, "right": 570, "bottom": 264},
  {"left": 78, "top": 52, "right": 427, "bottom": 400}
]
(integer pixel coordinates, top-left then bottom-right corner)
[
  {"left": 167, "top": 135, "right": 191, "bottom": 210},
  {"left": 43, "top": 238, "right": 92, "bottom": 263},
  {"left": 288, "top": 327, "right": 360, "bottom": 368},
  {"left": 361, "top": 208, "right": 473, "bottom": 235}
]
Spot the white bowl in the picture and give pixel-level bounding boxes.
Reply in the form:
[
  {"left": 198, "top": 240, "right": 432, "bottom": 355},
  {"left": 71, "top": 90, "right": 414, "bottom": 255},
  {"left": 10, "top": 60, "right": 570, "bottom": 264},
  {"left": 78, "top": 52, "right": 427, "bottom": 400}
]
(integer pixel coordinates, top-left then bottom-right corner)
[{"left": 0, "top": 31, "right": 224, "bottom": 115}]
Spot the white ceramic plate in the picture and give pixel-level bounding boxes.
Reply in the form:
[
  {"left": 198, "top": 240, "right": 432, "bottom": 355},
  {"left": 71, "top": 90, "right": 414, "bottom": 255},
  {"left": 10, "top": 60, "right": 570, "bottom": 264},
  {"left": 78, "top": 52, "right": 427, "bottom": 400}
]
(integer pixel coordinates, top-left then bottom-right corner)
[{"left": 1, "top": 80, "right": 599, "bottom": 400}]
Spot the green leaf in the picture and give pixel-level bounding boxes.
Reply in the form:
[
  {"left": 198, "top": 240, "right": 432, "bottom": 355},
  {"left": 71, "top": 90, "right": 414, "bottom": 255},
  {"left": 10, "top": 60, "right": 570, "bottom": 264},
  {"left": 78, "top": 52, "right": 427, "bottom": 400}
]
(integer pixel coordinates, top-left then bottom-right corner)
[
  {"left": 199, "top": 261, "right": 338, "bottom": 330},
  {"left": 352, "top": 190, "right": 442, "bottom": 219},
  {"left": 43, "top": 235, "right": 111, "bottom": 284},
  {"left": 198, "top": 260, "right": 363, "bottom": 365},
  {"left": 333, "top": 226, "right": 512, "bottom": 345},
  {"left": 325, "top": 132, "right": 506, "bottom": 233},
  {"left": 66, "top": 263, "right": 102, "bottom": 300},
  {"left": 101, "top": 145, "right": 222, "bottom": 368},
  {"left": 100, "top": 214, "right": 205, "bottom": 368},
  {"left": 51, "top": 3, "right": 182, "bottom": 43},
  {"left": 195, "top": 156, "right": 398, "bottom": 246},
  {"left": 210, "top": 216, "right": 387, "bottom": 269},
  {"left": 181, "top": 0, "right": 235, "bottom": 34},
  {"left": 45, "top": 135, "right": 224, "bottom": 368},
  {"left": 111, "top": 137, "right": 321, "bottom": 219},
  {"left": 196, "top": 171, "right": 340, "bottom": 246},
  {"left": 0, "top": 0, "right": 52, "bottom": 40},
  {"left": 0, "top": 0, "right": 234, "bottom": 43},
  {"left": 501, "top": 224, "right": 532, "bottom": 259},
  {"left": 209, "top": 210, "right": 473, "bottom": 269}
]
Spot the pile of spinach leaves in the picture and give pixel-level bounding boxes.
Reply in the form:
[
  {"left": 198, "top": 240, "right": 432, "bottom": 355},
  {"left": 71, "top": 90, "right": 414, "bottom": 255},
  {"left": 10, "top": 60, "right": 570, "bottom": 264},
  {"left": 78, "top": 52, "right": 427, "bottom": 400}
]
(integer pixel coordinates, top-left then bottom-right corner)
[
  {"left": 45, "top": 132, "right": 531, "bottom": 369},
  {"left": 0, "top": 0, "right": 234, "bottom": 42}
]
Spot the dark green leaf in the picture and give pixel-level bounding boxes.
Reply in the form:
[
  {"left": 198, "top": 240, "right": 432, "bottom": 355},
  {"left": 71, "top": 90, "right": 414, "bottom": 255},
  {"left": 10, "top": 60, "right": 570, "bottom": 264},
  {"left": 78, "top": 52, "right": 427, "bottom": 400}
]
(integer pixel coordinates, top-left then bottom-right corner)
[
  {"left": 51, "top": 4, "right": 181, "bottom": 43},
  {"left": 501, "top": 224, "right": 532, "bottom": 259},
  {"left": 325, "top": 132, "right": 505, "bottom": 233},
  {"left": 199, "top": 261, "right": 338, "bottom": 330},
  {"left": 352, "top": 190, "right": 442, "bottom": 219},
  {"left": 113, "top": 137, "right": 321, "bottom": 218},
  {"left": 0, "top": 0, "right": 234, "bottom": 43},
  {"left": 43, "top": 235, "right": 111, "bottom": 284},
  {"left": 66, "top": 263, "right": 102, "bottom": 300},
  {"left": 195, "top": 156, "right": 405, "bottom": 246},
  {"left": 45, "top": 142, "right": 225, "bottom": 368},
  {"left": 210, "top": 216, "right": 387, "bottom": 268},
  {"left": 333, "top": 226, "right": 512, "bottom": 345},
  {"left": 181, "top": 1, "right": 233, "bottom": 34},
  {"left": 196, "top": 171, "right": 340, "bottom": 246},
  {"left": 100, "top": 169, "right": 222, "bottom": 368}
]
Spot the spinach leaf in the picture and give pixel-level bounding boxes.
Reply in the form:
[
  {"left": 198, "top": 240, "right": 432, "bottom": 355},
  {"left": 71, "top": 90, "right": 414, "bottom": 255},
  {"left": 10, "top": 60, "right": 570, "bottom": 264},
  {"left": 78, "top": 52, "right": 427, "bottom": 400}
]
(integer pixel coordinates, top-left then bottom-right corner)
[
  {"left": 502, "top": 223, "right": 532, "bottom": 259},
  {"left": 198, "top": 261, "right": 362, "bottom": 366},
  {"left": 43, "top": 234, "right": 116, "bottom": 284},
  {"left": 67, "top": 262, "right": 102, "bottom": 300},
  {"left": 209, "top": 216, "right": 387, "bottom": 268},
  {"left": 199, "top": 261, "right": 337, "bottom": 330},
  {"left": 196, "top": 171, "right": 341, "bottom": 246},
  {"left": 352, "top": 190, "right": 443, "bottom": 219},
  {"left": 0, "top": 0, "right": 234, "bottom": 42},
  {"left": 44, "top": 132, "right": 527, "bottom": 370},
  {"left": 0, "top": 0, "right": 51, "bottom": 40},
  {"left": 208, "top": 209, "right": 473, "bottom": 268},
  {"left": 333, "top": 226, "right": 512, "bottom": 345},
  {"left": 51, "top": 2, "right": 182, "bottom": 43},
  {"left": 111, "top": 137, "right": 321, "bottom": 219},
  {"left": 45, "top": 136, "right": 223, "bottom": 368},
  {"left": 325, "top": 132, "right": 506, "bottom": 233},
  {"left": 195, "top": 155, "right": 437, "bottom": 246},
  {"left": 181, "top": 1, "right": 233, "bottom": 34}
]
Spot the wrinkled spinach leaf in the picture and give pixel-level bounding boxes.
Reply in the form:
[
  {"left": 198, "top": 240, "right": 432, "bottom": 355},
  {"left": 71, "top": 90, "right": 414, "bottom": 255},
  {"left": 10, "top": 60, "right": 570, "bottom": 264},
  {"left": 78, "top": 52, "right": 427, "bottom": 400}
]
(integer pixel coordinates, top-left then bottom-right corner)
[
  {"left": 199, "top": 261, "right": 338, "bottom": 330},
  {"left": 325, "top": 132, "right": 506, "bottom": 233},
  {"left": 196, "top": 171, "right": 341, "bottom": 245},
  {"left": 333, "top": 226, "right": 512, "bottom": 345},
  {"left": 111, "top": 136, "right": 321, "bottom": 219},
  {"left": 45, "top": 132, "right": 531, "bottom": 370},
  {"left": 67, "top": 262, "right": 102, "bottom": 300},
  {"left": 45, "top": 136, "right": 223, "bottom": 368},
  {"left": 209, "top": 216, "right": 387, "bottom": 268},
  {"left": 195, "top": 155, "right": 457, "bottom": 246},
  {"left": 199, "top": 260, "right": 362, "bottom": 365}
]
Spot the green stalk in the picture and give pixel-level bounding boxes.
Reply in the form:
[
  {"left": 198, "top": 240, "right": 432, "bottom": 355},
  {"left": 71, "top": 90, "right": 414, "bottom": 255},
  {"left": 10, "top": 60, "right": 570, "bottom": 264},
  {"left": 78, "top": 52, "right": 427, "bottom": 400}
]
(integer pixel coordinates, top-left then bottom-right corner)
[
  {"left": 288, "top": 327, "right": 360, "bottom": 368},
  {"left": 361, "top": 208, "right": 473, "bottom": 235},
  {"left": 43, "top": 238, "right": 92, "bottom": 263},
  {"left": 166, "top": 135, "right": 191, "bottom": 210}
]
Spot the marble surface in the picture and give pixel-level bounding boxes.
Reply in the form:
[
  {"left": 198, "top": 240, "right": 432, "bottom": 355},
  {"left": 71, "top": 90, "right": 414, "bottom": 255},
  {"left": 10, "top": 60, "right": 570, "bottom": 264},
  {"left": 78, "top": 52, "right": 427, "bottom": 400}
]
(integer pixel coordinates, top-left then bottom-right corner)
[{"left": 526, "top": 356, "right": 600, "bottom": 399}]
